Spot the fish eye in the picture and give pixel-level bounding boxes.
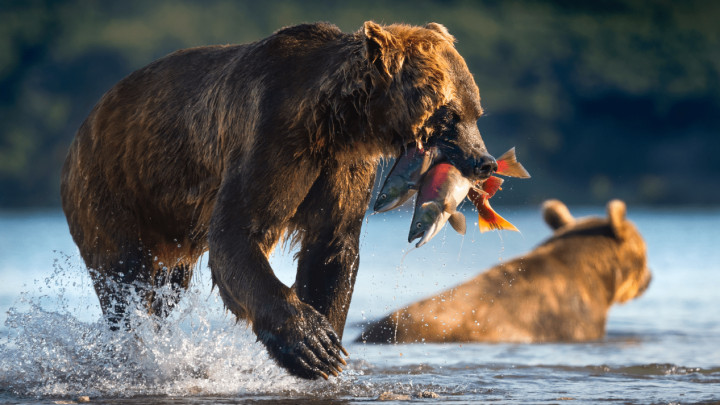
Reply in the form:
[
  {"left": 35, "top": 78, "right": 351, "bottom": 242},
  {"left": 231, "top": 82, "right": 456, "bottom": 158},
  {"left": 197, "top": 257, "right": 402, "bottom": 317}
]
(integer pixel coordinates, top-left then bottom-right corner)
[
  {"left": 379, "top": 193, "right": 387, "bottom": 200},
  {"left": 416, "top": 222, "right": 423, "bottom": 228}
]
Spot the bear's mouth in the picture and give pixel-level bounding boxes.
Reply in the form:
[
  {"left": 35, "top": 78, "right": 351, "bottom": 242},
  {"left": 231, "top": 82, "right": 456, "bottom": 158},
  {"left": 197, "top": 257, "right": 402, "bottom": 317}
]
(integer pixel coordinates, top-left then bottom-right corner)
[{"left": 432, "top": 138, "right": 497, "bottom": 181}]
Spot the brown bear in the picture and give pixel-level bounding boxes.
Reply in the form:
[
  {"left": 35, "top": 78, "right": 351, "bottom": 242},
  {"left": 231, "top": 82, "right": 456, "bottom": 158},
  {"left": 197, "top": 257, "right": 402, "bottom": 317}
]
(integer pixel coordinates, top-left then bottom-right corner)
[
  {"left": 359, "top": 199, "right": 652, "bottom": 344},
  {"left": 60, "top": 21, "right": 499, "bottom": 379}
]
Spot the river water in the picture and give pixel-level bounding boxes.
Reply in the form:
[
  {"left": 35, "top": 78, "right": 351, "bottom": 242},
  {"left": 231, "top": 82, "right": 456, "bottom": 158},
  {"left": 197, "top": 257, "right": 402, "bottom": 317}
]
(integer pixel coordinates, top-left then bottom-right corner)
[{"left": 0, "top": 205, "right": 718, "bottom": 404}]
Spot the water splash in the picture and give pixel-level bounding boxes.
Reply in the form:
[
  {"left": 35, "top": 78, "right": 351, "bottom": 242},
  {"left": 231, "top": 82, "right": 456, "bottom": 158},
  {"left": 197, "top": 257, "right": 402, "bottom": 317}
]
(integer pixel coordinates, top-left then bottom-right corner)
[{"left": 0, "top": 255, "right": 357, "bottom": 399}]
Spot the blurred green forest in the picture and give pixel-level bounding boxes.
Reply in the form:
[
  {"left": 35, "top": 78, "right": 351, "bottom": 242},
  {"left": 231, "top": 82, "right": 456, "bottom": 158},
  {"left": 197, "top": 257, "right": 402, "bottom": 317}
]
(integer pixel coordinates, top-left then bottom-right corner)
[{"left": 1, "top": 0, "right": 719, "bottom": 208}]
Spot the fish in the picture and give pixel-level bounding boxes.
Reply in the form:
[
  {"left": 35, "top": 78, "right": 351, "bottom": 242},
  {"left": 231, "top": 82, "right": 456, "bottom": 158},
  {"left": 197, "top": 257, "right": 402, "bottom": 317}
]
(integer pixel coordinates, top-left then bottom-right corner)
[
  {"left": 495, "top": 147, "right": 531, "bottom": 178},
  {"left": 408, "top": 163, "right": 470, "bottom": 248},
  {"left": 467, "top": 176, "right": 519, "bottom": 233},
  {"left": 462, "top": 146, "right": 528, "bottom": 233},
  {"left": 399, "top": 146, "right": 528, "bottom": 243},
  {"left": 373, "top": 144, "right": 439, "bottom": 213}
]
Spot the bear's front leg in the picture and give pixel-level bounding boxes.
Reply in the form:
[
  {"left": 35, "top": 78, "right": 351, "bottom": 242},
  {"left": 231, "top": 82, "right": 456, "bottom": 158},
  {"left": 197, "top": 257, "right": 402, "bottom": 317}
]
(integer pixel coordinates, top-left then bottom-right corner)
[
  {"left": 291, "top": 162, "right": 377, "bottom": 339},
  {"left": 252, "top": 291, "right": 349, "bottom": 379},
  {"left": 207, "top": 162, "right": 347, "bottom": 380}
]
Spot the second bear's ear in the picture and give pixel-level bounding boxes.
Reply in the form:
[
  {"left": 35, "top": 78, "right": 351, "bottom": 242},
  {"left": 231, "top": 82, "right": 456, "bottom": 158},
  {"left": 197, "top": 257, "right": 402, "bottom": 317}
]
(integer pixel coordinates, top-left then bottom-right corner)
[
  {"left": 363, "top": 21, "right": 401, "bottom": 78},
  {"left": 607, "top": 199, "right": 627, "bottom": 239},
  {"left": 542, "top": 199, "right": 575, "bottom": 230}
]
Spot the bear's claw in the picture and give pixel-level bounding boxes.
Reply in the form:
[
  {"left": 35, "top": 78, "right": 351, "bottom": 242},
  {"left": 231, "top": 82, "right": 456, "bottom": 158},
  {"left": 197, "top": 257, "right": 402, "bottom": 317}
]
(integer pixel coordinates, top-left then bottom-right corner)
[{"left": 255, "top": 302, "right": 349, "bottom": 380}]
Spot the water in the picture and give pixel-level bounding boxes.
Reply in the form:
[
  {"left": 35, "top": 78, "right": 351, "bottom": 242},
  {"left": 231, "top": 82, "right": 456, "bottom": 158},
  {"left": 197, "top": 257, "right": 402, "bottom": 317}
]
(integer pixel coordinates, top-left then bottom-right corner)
[{"left": 1, "top": 206, "right": 719, "bottom": 404}]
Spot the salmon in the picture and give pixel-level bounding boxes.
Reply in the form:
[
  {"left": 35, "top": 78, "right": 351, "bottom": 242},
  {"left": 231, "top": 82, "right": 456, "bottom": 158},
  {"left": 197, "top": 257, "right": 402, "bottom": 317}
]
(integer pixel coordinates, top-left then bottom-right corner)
[
  {"left": 408, "top": 163, "right": 470, "bottom": 247},
  {"left": 373, "top": 144, "right": 439, "bottom": 213}
]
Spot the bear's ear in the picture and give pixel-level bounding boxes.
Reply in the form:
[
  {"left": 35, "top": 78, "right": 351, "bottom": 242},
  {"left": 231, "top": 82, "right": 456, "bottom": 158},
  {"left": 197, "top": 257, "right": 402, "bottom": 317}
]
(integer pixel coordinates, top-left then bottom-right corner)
[
  {"left": 424, "top": 22, "right": 456, "bottom": 43},
  {"left": 607, "top": 199, "right": 627, "bottom": 239},
  {"left": 363, "top": 21, "right": 402, "bottom": 78},
  {"left": 542, "top": 199, "right": 574, "bottom": 230}
]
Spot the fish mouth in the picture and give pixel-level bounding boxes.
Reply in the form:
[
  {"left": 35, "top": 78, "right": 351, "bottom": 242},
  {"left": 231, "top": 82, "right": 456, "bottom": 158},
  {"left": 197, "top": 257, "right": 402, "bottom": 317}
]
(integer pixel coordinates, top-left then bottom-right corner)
[
  {"left": 414, "top": 222, "right": 438, "bottom": 248},
  {"left": 374, "top": 195, "right": 402, "bottom": 213},
  {"left": 408, "top": 228, "right": 423, "bottom": 244},
  {"left": 374, "top": 189, "right": 417, "bottom": 213}
]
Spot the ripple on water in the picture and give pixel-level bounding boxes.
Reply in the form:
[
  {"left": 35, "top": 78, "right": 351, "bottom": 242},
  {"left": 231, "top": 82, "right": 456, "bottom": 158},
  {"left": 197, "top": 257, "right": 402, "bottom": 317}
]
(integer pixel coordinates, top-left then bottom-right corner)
[{"left": 1, "top": 254, "right": 720, "bottom": 404}]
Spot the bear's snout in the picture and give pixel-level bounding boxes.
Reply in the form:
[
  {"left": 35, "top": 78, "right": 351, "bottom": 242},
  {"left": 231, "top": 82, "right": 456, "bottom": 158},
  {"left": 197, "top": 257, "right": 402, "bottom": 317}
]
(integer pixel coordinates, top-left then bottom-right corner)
[
  {"left": 458, "top": 152, "right": 497, "bottom": 180},
  {"left": 639, "top": 269, "right": 652, "bottom": 295},
  {"left": 474, "top": 154, "right": 498, "bottom": 178},
  {"left": 435, "top": 138, "right": 497, "bottom": 181}
]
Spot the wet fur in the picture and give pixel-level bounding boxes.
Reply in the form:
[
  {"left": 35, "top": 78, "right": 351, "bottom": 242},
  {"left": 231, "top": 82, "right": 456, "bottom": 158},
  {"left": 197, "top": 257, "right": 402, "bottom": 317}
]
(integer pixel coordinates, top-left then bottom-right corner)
[
  {"left": 359, "top": 200, "right": 652, "bottom": 343},
  {"left": 61, "top": 22, "right": 490, "bottom": 377}
]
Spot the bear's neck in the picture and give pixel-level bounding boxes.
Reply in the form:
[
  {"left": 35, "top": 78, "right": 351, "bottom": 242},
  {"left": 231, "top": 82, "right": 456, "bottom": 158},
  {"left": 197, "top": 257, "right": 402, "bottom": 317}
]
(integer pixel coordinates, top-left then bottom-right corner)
[
  {"left": 544, "top": 237, "right": 621, "bottom": 305},
  {"left": 290, "top": 35, "right": 419, "bottom": 163}
]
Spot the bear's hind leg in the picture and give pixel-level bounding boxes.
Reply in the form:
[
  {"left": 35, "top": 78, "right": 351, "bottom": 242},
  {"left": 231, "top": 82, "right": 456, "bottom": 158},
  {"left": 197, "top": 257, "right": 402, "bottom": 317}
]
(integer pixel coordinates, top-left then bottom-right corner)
[
  {"left": 150, "top": 262, "right": 194, "bottom": 320},
  {"left": 137, "top": 238, "right": 202, "bottom": 321},
  {"left": 90, "top": 244, "right": 197, "bottom": 329},
  {"left": 88, "top": 248, "right": 155, "bottom": 331}
]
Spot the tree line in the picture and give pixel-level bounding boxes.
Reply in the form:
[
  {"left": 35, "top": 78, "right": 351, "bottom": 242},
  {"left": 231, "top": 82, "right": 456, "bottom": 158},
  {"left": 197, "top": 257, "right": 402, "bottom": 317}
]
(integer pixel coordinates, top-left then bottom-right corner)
[{"left": 1, "top": 0, "right": 718, "bottom": 207}]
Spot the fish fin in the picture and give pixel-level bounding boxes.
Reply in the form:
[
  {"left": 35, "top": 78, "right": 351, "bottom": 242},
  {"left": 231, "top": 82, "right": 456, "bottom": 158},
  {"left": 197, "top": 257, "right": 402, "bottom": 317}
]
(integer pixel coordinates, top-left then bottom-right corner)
[
  {"left": 442, "top": 199, "right": 460, "bottom": 214},
  {"left": 467, "top": 187, "right": 486, "bottom": 212},
  {"left": 477, "top": 199, "right": 519, "bottom": 233},
  {"left": 496, "top": 147, "right": 531, "bottom": 178},
  {"left": 448, "top": 211, "right": 467, "bottom": 235},
  {"left": 482, "top": 176, "right": 504, "bottom": 198}
]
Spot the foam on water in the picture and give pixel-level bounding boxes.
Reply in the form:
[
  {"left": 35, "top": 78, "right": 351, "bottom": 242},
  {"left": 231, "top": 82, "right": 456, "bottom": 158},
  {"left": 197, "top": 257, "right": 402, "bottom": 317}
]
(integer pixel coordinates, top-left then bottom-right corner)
[{"left": 0, "top": 256, "right": 366, "bottom": 399}]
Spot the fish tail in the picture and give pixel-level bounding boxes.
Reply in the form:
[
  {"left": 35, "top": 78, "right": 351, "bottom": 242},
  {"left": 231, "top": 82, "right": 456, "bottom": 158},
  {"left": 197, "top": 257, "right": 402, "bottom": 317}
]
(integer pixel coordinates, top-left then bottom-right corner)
[
  {"left": 496, "top": 147, "right": 531, "bottom": 178},
  {"left": 477, "top": 199, "right": 519, "bottom": 233}
]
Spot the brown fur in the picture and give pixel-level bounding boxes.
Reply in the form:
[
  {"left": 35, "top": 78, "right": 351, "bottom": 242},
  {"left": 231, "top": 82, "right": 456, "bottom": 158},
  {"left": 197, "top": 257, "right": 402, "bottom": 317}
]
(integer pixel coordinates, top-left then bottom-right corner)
[
  {"left": 359, "top": 200, "right": 652, "bottom": 343},
  {"left": 61, "top": 21, "right": 496, "bottom": 378}
]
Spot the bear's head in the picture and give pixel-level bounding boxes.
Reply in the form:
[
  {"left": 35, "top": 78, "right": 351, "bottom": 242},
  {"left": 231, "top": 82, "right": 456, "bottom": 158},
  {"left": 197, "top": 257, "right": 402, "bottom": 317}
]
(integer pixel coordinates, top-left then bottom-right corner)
[
  {"left": 541, "top": 199, "right": 652, "bottom": 304},
  {"left": 362, "top": 21, "right": 497, "bottom": 180}
]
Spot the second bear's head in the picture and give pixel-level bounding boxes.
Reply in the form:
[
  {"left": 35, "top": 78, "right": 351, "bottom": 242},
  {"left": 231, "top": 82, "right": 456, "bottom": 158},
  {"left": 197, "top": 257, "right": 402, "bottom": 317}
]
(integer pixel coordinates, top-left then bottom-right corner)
[{"left": 541, "top": 199, "right": 652, "bottom": 304}]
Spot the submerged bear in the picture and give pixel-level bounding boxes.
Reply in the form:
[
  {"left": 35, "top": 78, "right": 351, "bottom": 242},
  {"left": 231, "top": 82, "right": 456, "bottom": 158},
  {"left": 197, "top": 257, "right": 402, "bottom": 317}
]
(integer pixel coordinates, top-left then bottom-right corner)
[
  {"left": 359, "top": 200, "right": 652, "bottom": 344},
  {"left": 60, "top": 22, "right": 499, "bottom": 379}
]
